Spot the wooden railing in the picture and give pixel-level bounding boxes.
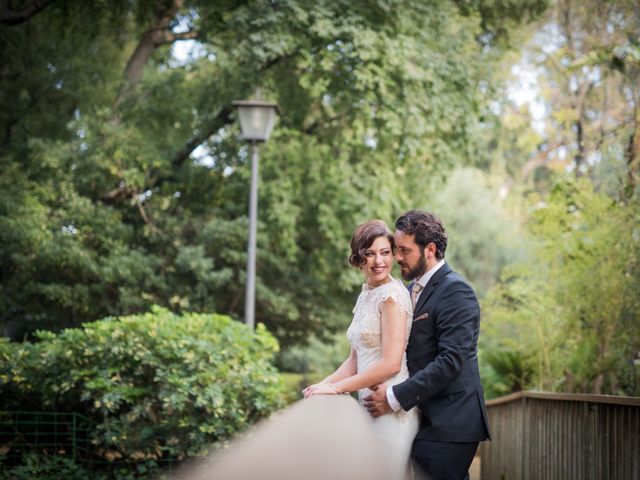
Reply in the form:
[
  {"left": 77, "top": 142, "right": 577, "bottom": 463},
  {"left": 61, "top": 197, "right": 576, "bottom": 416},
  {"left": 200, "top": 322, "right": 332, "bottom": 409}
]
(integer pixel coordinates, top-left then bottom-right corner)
[{"left": 480, "top": 391, "right": 640, "bottom": 480}]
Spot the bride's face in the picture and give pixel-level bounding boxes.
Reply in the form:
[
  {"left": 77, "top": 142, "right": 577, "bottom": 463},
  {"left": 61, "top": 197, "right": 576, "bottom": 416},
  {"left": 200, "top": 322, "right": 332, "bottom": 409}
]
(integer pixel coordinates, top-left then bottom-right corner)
[{"left": 362, "top": 236, "right": 394, "bottom": 287}]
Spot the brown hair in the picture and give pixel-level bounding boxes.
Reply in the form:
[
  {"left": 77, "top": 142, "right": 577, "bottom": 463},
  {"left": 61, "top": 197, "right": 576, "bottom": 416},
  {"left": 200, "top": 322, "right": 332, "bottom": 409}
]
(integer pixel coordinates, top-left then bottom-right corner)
[
  {"left": 348, "top": 220, "right": 395, "bottom": 268},
  {"left": 395, "top": 210, "right": 447, "bottom": 260}
]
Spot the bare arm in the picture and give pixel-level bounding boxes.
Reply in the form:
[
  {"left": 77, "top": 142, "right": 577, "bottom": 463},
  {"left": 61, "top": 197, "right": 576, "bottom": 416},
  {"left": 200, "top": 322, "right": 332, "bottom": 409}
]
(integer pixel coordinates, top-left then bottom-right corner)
[
  {"left": 330, "top": 298, "right": 406, "bottom": 394},
  {"left": 302, "top": 348, "right": 356, "bottom": 398},
  {"left": 322, "top": 347, "right": 357, "bottom": 383}
]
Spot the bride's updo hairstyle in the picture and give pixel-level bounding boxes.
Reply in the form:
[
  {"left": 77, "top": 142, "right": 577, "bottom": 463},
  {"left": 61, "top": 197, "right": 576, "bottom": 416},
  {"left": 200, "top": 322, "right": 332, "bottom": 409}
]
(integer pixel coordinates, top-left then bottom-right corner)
[{"left": 348, "top": 220, "right": 395, "bottom": 268}]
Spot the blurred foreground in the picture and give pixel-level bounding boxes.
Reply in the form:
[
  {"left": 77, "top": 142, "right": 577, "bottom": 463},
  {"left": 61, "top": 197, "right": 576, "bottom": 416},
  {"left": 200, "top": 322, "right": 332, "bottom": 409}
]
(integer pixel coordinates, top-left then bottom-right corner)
[{"left": 174, "top": 395, "right": 394, "bottom": 480}]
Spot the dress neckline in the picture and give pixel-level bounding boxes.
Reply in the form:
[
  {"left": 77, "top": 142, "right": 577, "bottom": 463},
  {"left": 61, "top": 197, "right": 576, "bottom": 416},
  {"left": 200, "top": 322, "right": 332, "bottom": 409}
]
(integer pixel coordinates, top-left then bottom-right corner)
[{"left": 362, "top": 275, "right": 396, "bottom": 291}]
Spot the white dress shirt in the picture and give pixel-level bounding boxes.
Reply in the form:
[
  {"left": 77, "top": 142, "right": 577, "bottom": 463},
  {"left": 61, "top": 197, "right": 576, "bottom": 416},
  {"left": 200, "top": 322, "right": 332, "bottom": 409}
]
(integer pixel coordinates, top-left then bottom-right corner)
[{"left": 386, "top": 259, "right": 445, "bottom": 411}]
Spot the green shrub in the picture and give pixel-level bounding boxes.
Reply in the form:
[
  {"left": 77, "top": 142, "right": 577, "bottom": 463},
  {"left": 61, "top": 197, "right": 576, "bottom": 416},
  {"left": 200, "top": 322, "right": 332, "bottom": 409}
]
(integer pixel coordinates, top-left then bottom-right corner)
[
  {"left": 0, "top": 307, "right": 285, "bottom": 464},
  {"left": 0, "top": 454, "right": 94, "bottom": 480}
]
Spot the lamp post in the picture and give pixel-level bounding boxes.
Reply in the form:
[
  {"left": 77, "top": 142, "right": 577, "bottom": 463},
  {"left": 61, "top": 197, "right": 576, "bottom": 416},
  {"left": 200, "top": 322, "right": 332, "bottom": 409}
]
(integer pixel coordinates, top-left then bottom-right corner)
[{"left": 233, "top": 97, "right": 279, "bottom": 329}]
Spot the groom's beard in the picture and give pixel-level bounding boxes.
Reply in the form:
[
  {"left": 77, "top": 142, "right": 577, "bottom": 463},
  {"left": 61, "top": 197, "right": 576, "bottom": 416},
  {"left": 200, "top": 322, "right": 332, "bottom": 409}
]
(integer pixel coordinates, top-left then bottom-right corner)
[{"left": 399, "top": 252, "right": 427, "bottom": 281}]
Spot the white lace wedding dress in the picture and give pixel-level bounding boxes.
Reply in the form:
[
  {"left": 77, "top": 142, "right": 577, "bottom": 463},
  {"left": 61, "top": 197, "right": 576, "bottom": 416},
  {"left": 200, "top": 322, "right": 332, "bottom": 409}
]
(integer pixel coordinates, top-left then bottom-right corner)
[{"left": 346, "top": 276, "right": 419, "bottom": 478}]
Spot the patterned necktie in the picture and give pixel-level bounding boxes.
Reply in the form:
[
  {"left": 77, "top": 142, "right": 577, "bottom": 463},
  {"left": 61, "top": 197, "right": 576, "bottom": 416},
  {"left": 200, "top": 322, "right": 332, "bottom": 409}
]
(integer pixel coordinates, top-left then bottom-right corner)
[{"left": 411, "top": 283, "right": 423, "bottom": 309}]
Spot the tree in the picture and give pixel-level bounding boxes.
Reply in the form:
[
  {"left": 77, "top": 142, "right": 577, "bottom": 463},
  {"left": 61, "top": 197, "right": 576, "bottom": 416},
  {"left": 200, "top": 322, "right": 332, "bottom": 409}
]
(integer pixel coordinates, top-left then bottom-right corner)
[
  {"left": 0, "top": 0, "right": 547, "bottom": 345},
  {"left": 481, "top": 179, "right": 640, "bottom": 395},
  {"left": 498, "top": 0, "right": 640, "bottom": 194},
  {"left": 475, "top": 0, "right": 640, "bottom": 397}
]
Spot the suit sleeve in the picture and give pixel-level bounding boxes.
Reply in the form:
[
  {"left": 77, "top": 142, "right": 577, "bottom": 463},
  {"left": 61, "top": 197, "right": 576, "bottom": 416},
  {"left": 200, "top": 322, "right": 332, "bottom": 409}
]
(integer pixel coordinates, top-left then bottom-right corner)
[{"left": 392, "top": 278, "right": 478, "bottom": 411}]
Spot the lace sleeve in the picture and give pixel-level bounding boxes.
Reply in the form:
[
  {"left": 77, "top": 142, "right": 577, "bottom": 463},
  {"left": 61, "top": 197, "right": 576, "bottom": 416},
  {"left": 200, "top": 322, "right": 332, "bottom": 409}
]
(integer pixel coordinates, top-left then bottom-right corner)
[{"left": 377, "top": 281, "right": 413, "bottom": 320}]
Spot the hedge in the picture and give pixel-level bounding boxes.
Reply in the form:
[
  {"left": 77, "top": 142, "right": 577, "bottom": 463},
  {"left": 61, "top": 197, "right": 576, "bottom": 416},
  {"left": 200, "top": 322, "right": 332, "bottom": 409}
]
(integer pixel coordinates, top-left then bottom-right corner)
[{"left": 0, "top": 306, "right": 285, "bottom": 470}]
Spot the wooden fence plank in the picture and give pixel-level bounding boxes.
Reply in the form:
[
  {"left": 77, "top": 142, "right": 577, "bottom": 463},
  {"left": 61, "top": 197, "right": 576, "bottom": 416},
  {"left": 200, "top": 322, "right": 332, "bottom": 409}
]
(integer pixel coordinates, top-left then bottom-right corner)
[{"left": 480, "top": 391, "right": 640, "bottom": 480}]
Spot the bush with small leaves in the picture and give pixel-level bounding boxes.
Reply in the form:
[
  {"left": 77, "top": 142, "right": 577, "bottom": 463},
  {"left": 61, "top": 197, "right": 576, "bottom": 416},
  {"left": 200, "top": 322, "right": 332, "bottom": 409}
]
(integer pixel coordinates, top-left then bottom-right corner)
[{"left": 0, "top": 307, "right": 285, "bottom": 467}]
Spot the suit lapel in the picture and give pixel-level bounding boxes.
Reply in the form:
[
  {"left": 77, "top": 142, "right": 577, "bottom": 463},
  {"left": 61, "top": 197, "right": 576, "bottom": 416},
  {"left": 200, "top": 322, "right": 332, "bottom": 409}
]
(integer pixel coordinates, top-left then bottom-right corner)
[{"left": 413, "top": 262, "right": 451, "bottom": 318}]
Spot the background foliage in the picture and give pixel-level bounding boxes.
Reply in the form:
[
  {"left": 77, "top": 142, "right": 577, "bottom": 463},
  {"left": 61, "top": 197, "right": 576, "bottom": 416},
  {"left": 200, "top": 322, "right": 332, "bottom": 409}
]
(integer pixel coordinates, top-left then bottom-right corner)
[
  {"left": 0, "top": 0, "right": 546, "bottom": 346},
  {"left": 477, "top": 0, "right": 640, "bottom": 397},
  {"left": 481, "top": 181, "right": 640, "bottom": 396},
  {"left": 0, "top": 307, "right": 284, "bottom": 470}
]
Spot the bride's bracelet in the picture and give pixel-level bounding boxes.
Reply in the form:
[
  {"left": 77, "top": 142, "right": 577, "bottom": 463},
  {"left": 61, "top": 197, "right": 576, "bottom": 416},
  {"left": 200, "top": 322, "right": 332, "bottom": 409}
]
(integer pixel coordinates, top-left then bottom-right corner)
[{"left": 327, "top": 382, "right": 341, "bottom": 394}]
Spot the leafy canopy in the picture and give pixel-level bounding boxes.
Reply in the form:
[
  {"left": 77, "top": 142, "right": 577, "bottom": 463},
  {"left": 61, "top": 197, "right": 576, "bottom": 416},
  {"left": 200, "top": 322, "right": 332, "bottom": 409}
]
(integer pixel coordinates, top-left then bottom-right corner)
[{"left": 0, "top": 0, "right": 546, "bottom": 345}]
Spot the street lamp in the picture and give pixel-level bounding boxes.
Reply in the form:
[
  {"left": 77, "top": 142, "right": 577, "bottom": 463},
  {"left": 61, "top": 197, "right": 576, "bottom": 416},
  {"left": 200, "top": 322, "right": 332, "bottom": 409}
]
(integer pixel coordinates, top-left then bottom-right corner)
[{"left": 233, "top": 97, "right": 279, "bottom": 329}]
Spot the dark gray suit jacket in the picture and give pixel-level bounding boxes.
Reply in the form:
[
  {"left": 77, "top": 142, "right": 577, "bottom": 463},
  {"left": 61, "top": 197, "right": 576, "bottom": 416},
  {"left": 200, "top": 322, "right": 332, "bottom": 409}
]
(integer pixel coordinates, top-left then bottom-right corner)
[{"left": 392, "top": 262, "right": 490, "bottom": 443}]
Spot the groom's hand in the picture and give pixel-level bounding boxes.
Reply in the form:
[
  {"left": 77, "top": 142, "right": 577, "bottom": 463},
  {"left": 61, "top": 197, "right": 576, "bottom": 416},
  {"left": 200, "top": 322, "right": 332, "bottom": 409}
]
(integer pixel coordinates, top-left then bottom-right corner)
[{"left": 363, "top": 384, "right": 392, "bottom": 418}]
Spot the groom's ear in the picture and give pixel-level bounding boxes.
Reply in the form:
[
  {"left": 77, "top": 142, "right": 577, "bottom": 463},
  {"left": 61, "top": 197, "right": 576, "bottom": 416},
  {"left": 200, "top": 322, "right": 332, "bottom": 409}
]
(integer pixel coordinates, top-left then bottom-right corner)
[{"left": 425, "top": 242, "right": 436, "bottom": 259}]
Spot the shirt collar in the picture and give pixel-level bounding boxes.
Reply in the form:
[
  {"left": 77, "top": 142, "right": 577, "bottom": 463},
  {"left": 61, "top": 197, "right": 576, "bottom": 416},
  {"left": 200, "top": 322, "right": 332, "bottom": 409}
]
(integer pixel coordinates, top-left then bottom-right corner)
[{"left": 415, "top": 259, "right": 445, "bottom": 288}]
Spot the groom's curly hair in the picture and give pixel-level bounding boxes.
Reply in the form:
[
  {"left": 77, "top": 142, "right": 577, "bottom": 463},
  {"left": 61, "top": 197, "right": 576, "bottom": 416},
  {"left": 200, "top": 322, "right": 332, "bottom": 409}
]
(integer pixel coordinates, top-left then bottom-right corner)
[
  {"left": 395, "top": 210, "right": 447, "bottom": 260},
  {"left": 348, "top": 220, "right": 395, "bottom": 268}
]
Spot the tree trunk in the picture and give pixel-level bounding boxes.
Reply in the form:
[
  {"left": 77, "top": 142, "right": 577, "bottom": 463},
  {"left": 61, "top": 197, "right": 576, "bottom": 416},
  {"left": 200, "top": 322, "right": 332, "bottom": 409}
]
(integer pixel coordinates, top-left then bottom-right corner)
[
  {"left": 626, "top": 109, "right": 639, "bottom": 197},
  {"left": 574, "top": 118, "right": 584, "bottom": 177}
]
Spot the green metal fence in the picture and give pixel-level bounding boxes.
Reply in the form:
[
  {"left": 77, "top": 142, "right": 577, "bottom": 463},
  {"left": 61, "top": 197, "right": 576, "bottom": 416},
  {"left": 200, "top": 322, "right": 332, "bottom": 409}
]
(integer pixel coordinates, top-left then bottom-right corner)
[
  {"left": 1, "top": 410, "right": 185, "bottom": 477},
  {"left": 0, "top": 411, "right": 96, "bottom": 466}
]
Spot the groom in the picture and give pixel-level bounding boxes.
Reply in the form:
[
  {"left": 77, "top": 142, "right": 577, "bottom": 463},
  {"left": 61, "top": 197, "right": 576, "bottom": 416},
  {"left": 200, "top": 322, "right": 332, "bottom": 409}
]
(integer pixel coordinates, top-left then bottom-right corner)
[{"left": 364, "top": 210, "right": 490, "bottom": 480}]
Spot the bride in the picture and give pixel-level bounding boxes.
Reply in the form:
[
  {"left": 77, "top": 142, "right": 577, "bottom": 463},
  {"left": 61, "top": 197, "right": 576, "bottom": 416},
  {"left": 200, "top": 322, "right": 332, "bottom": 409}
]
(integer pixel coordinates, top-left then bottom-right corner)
[{"left": 303, "top": 219, "right": 419, "bottom": 477}]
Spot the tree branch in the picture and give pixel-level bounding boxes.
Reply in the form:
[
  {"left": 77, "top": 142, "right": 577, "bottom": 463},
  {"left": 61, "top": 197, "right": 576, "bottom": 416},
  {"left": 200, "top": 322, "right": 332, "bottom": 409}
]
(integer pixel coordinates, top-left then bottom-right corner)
[
  {"left": 161, "top": 30, "right": 199, "bottom": 44},
  {"left": 171, "top": 105, "right": 233, "bottom": 168},
  {"left": 0, "top": 0, "right": 57, "bottom": 26},
  {"left": 100, "top": 106, "right": 232, "bottom": 205},
  {"left": 520, "top": 139, "right": 564, "bottom": 182},
  {"left": 103, "top": 51, "right": 296, "bottom": 205},
  {"left": 101, "top": 182, "right": 134, "bottom": 204},
  {"left": 135, "top": 197, "right": 163, "bottom": 236},
  {"left": 303, "top": 112, "right": 348, "bottom": 135},
  {"left": 114, "top": 0, "right": 188, "bottom": 108},
  {"left": 168, "top": 51, "right": 297, "bottom": 168}
]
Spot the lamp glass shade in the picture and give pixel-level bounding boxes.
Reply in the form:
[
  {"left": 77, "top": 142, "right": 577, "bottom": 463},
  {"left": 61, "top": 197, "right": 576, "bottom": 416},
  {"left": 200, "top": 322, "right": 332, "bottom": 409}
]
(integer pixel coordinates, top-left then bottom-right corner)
[{"left": 234, "top": 101, "right": 278, "bottom": 142}]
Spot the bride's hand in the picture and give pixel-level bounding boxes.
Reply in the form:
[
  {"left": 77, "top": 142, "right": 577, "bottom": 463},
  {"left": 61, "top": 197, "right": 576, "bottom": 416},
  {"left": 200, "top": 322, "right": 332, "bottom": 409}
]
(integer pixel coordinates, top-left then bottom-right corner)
[
  {"left": 302, "top": 383, "right": 322, "bottom": 398},
  {"left": 301, "top": 383, "right": 317, "bottom": 398},
  {"left": 302, "top": 382, "right": 338, "bottom": 398}
]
